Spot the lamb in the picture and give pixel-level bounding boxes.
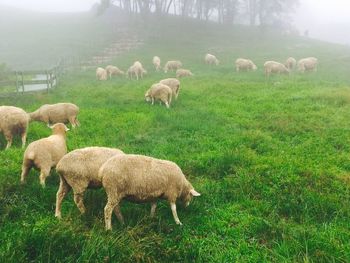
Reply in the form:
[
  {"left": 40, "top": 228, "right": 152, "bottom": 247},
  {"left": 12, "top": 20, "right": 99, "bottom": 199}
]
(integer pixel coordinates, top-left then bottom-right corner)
[
  {"left": 29, "top": 103, "right": 80, "bottom": 128},
  {"left": 127, "top": 61, "right": 147, "bottom": 80},
  {"left": 96, "top": 67, "right": 107, "bottom": 81},
  {"left": 285, "top": 57, "right": 297, "bottom": 70},
  {"left": 159, "top": 78, "right": 181, "bottom": 100},
  {"left": 235, "top": 58, "right": 257, "bottom": 72},
  {"left": 145, "top": 83, "right": 172, "bottom": 108},
  {"left": 99, "top": 154, "right": 201, "bottom": 230},
  {"left": 0, "top": 106, "right": 29, "bottom": 150},
  {"left": 152, "top": 56, "right": 161, "bottom": 71},
  {"left": 20, "top": 123, "right": 69, "bottom": 187},
  {"left": 297, "top": 57, "right": 318, "bottom": 73},
  {"left": 264, "top": 61, "right": 290, "bottom": 77},
  {"left": 55, "top": 147, "right": 124, "bottom": 219},
  {"left": 164, "top": 60, "right": 182, "bottom": 73},
  {"left": 176, "top": 69, "right": 194, "bottom": 78},
  {"left": 105, "top": 65, "right": 125, "bottom": 79},
  {"left": 205, "top": 54, "right": 219, "bottom": 65}
]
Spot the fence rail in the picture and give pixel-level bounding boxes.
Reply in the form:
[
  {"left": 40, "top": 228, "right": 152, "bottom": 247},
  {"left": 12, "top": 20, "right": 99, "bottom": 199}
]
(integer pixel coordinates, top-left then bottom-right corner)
[{"left": 0, "top": 61, "right": 62, "bottom": 97}]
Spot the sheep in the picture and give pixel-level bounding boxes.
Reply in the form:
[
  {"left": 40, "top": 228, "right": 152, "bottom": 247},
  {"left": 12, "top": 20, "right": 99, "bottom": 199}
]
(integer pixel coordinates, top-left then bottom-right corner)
[
  {"left": 164, "top": 60, "right": 182, "bottom": 73},
  {"left": 205, "top": 54, "right": 219, "bottom": 65},
  {"left": 105, "top": 65, "right": 125, "bottom": 79},
  {"left": 145, "top": 83, "right": 172, "bottom": 108},
  {"left": 29, "top": 103, "right": 80, "bottom": 128},
  {"left": 0, "top": 106, "right": 29, "bottom": 150},
  {"left": 152, "top": 56, "right": 161, "bottom": 71},
  {"left": 127, "top": 61, "right": 147, "bottom": 80},
  {"left": 55, "top": 147, "right": 124, "bottom": 219},
  {"left": 176, "top": 69, "right": 194, "bottom": 78},
  {"left": 297, "top": 57, "right": 318, "bottom": 73},
  {"left": 99, "top": 154, "right": 201, "bottom": 230},
  {"left": 285, "top": 57, "right": 297, "bottom": 70},
  {"left": 20, "top": 123, "right": 69, "bottom": 188},
  {"left": 159, "top": 78, "right": 181, "bottom": 100},
  {"left": 264, "top": 61, "right": 290, "bottom": 77},
  {"left": 96, "top": 67, "right": 107, "bottom": 81},
  {"left": 235, "top": 58, "right": 258, "bottom": 72}
]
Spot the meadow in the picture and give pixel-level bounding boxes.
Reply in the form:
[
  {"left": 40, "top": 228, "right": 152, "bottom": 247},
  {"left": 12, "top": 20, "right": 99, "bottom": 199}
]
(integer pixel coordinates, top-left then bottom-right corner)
[{"left": 1, "top": 8, "right": 350, "bottom": 262}]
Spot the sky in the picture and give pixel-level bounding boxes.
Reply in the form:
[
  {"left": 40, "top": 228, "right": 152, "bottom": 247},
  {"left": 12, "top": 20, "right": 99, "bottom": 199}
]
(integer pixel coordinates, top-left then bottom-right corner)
[{"left": 0, "top": 0, "right": 98, "bottom": 12}]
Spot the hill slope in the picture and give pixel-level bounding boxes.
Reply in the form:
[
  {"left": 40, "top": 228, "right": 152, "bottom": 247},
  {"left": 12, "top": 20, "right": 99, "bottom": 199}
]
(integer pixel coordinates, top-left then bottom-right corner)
[{"left": 1, "top": 12, "right": 350, "bottom": 262}]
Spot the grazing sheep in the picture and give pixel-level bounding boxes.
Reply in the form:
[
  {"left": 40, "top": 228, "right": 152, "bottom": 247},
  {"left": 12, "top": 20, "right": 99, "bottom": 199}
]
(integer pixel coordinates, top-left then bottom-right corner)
[
  {"left": 164, "top": 60, "right": 182, "bottom": 73},
  {"left": 29, "top": 103, "right": 80, "bottom": 128},
  {"left": 152, "top": 56, "right": 161, "bottom": 71},
  {"left": 176, "top": 69, "right": 193, "bottom": 78},
  {"left": 297, "top": 57, "right": 318, "bottom": 73},
  {"left": 159, "top": 78, "right": 181, "bottom": 100},
  {"left": 20, "top": 123, "right": 69, "bottom": 187},
  {"left": 99, "top": 154, "right": 201, "bottom": 230},
  {"left": 235, "top": 58, "right": 257, "bottom": 72},
  {"left": 55, "top": 147, "right": 124, "bottom": 219},
  {"left": 96, "top": 67, "right": 108, "bottom": 81},
  {"left": 105, "top": 65, "right": 125, "bottom": 79},
  {"left": 127, "top": 61, "right": 147, "bottom": 80},
  {"left": 0, "top": 106, "right": 29, "bottom": 150},
  {"left": 145, "top": 83, "right": 172, "bottom": 108},
  {"left": 264, "top": 61, "right": 290, "bottom": 77},
  {"left": 205, "top": 54, "right": 219, "bottom": 65},
  {"left": 285, "top": 57, "right": 297, "bottom": 70}
]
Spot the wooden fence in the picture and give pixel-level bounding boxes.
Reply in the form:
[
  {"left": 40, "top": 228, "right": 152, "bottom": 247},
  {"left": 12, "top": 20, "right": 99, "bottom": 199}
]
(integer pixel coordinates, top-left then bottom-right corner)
[{"left": 0, "top": 61, "right": 62, "bottom": 97}]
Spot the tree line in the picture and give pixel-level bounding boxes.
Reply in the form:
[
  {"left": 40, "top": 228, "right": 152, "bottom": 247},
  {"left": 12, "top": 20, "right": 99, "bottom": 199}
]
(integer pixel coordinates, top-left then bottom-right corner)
[{"left": 98, "top": 0, "right": 299, "bottom": 28}]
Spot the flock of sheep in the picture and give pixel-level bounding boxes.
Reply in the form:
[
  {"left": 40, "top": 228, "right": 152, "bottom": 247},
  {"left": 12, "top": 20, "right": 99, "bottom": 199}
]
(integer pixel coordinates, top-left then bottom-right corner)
[
  {"left": 0, "top": 103, "right": 200, "bottom": 230},
  {"left": 96, "top": 54, "right": 318, "bottom": 108},
  {"left": 0, "top": 53, "right": 318, "bottom": 230}
]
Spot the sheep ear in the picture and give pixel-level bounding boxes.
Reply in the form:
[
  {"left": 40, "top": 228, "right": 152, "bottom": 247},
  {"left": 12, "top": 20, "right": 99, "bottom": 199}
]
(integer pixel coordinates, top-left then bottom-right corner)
[
  {"left": 65, "top": 127, "right": 70, "bottom": 131},
  {"left": 190, "top": 189, "right": 201, "bottom": 197},
  {"left": 47, "top": 124, "right": 54, "bottom": 129}
]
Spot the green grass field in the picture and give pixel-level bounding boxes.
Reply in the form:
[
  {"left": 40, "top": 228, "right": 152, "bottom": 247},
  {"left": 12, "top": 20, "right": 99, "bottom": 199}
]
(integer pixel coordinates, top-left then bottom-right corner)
[{"left": 1, "top": 9, "right": 350, "bottom": 262}]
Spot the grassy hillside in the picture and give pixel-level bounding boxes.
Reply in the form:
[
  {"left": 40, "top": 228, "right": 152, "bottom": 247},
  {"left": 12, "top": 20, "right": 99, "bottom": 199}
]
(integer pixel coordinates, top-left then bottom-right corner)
[{"left": 1, "top": 11, "right": 350, "bottom": 262}]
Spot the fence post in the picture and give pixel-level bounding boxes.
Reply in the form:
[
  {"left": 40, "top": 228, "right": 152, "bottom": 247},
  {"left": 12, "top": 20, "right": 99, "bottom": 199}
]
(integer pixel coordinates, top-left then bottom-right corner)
[
  {"left": 15, "top": 71, "right": 19, "bottom": 93},
  {"left": 21, "top": 72, "right": 24, "bottom": 93},
  {"left": 46, "top": 70, "right": 49, "bottom": 93}
]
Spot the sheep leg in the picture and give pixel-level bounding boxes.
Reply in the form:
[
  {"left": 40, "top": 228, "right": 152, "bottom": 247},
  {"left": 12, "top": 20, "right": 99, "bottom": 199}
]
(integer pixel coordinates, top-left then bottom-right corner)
[
  {"left": 20, "top": 160, "right": 32, "bottom": 184},
  {"left": 113, "top": 205, "right": 124, "bottom": 224},
  {"left": 151, "top": 98, "right": 154, "bottom": 105},
  {"left": 74, "top": 117, "right": 80, "bottom": 127},
  {"left": 55, "top": 176, "right": 71, "bottom": 219},
  {"left": 104, "top": 199, "right": 119, "bottom": 230},
  {"left": 150, "top": 202, "right": 157, "bottom": 218},
  {"left": 170, "top": 202, "right": 182, "bottom": 225},
  {"left": 21, "top": 131, "right": 27, "bottom": 149},
  {"left": 39, "top": 167, "right": 51, "bottom": 188},
  {"left": 165, "top": 101, "right": 170, "bottom": 109},
  {"left": 73, "top": 192, "right": 86, "bottom": 214},
  {"left": 5, "top": 133, "right": 12, "bottom": 150}
]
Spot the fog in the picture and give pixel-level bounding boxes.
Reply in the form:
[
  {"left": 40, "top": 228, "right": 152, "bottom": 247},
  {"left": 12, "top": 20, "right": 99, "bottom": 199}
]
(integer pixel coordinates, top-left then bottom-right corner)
[
  {"left": 1, "top": 0, "right": 350, "bottom": 45},
  {"left": 294, "top": 0, "right": 350, "bottom": 45}
]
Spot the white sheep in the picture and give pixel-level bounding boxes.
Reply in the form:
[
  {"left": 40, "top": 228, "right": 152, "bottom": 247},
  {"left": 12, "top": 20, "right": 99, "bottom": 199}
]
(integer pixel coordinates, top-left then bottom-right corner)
[
  {"left": 164, "top": 60, "right": 182, "bottom": 73},
  {"left": 145, "top": 83, "right": 172, "bottom": 108},
  {"left": 264, "top": 61, "right": 290, "bottom": 77},
  {"left": 285, "top": 57, "right": 297, "bottom": 70},
  {"left": 0, "top": 106, "right": 29, "bottom": 150},
  {"left": 105, "top": 65, "right": 125, "bottom": 79},
  {"left": 176, "top": 69, "right": 194, "bottom": 78},
  {"left": 55, "top": 147, "right": 124, "bottom": 219},
  {"left": 20, "top": 123, "right": 69, "bottom": 187},
  {"left": 96, "top": 67, "right": 108, "bottom": 81},
  {"left": 29, "top": 103, "right": 80, "bottom": 128},
  {"left": 159, "top": 78, "right": 181, "bottom": 100},
  {"left": 235, "top": 58, "right": 258, "bottom": 72},
  {"left": 297, "top": 57, "right": 318, "bottom": 73},
  {"left": 127, "top": 61, "right": 147, "bottom": 80},
  {"left": 152, "top": 56, "right": 161, "bottom": 71},
  {"left": 205, "top": 54, "right": 219, "bottom": 65},
  {"left": 99, "top": 154, "right": 201, "bottom": 230}
]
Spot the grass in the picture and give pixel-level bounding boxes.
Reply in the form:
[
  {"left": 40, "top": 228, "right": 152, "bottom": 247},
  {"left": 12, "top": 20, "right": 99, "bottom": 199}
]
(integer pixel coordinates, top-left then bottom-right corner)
[{"left": 1, "top": 8, "right": 350, "bottom": 262}]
